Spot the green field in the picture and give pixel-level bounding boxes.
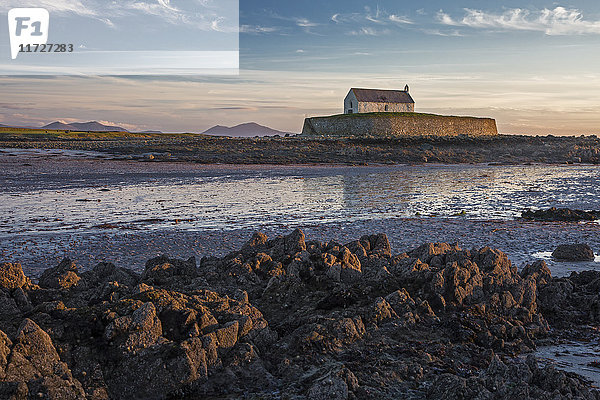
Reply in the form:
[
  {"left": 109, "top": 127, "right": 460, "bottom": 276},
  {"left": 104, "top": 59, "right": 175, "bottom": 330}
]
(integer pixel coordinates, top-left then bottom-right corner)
[
  {"left": 330, "top": 111, "right": 492, "bottom": 120},
  {"left": 0, "top": 126, "right": 201, "bottom": 140}
]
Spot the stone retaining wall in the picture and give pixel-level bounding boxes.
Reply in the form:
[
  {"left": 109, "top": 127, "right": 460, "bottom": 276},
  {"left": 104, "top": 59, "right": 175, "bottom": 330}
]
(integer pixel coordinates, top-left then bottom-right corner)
[{"left": 302, "top": 113, "right": 498, "bottom": 137}]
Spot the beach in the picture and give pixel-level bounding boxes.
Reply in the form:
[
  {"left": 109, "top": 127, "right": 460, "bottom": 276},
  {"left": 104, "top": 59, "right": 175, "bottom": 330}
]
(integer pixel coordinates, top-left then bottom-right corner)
[
  {"left": 1, "top": 148, "right": 599, "bottom": 277},
  {"left": 1, "top": 147, "right": 599, "bottom": 398}
]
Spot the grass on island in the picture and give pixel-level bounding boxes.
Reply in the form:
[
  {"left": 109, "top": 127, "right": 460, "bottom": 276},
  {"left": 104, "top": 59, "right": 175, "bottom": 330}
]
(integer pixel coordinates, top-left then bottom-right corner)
[
  {"left": 322, "top": 111, "right": 493, "bottom": 120},
  {"left": 0, "top": 127, "right": 203, "bottom": 140}
]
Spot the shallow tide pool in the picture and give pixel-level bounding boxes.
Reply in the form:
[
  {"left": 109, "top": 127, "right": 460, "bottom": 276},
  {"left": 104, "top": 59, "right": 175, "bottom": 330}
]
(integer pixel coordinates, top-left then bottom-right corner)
[{"left": 2, "top": 154, "right": 600, "bottom": 236}]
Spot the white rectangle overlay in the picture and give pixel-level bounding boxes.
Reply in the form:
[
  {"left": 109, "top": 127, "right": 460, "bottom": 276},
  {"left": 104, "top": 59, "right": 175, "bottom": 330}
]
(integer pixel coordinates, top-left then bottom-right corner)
[{"left": 2, "top": 2, "right": 239, "bottom": 76}]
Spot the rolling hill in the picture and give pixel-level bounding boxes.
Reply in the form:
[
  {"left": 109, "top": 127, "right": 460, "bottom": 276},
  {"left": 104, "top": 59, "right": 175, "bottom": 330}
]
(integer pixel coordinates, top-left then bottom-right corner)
[
  {"left": 42, "top": 121, "right": 129, "bottom": 132},
  {"left": 202, "top": 122, "right": 289, "bottom": 137}
]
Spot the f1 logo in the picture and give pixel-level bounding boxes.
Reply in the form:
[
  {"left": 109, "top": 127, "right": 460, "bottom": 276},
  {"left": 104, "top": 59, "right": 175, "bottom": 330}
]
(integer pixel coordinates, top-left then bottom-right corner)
[{"left": 8, "top": 8, "right": 49, "bottom": 60}]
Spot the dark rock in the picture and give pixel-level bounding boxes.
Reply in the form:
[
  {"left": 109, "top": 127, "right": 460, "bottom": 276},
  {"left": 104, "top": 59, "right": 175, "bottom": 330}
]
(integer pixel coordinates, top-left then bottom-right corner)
[
  {"left": 0, "top": 263, "right": 27, "bottom": 290},
  {"left": 356, "top": 233, "right": 392, "bottom": 258},
  {"left": 104, "top": 341, "right": 204, "bottom": 400},
  {"left": 104, "top": 302, "right": 162, "bottom": 353},
  {"left": 522, "top": 207, "right": 600, "bottom": 222},
  {"left": 0, "top": 381, "right": 28, "bottom": 400},
  {"left": 4, "top": 319, "right": 85, "bottom": 399},
  {"left": 0, "top": 291, "right": 21, "bottom": 320},
  {"left": 6, "top": 319, "right": 62, "bottom": 379},
  {"left": 0, "top": 330, "right": 12, "bottom": 378},
  {"left": 38, "top": 258, "right": 81, "bottom": 289},
  {"left": 1, "top": 229, "right": 600, "bottom": 399},
  {"left": 91, "top": 262, "right": 139, "bottom": 287},
  {"left": 239, "top": 232, "right": 269, "bottom": 258},
  {"left": 520, "top": 260, "right": 552, "bottom": 285},
  {"left": 266, "top": 228, "right": 306, "bottom": 261},
  {"left": 538, "top": 270, "right": 600, "bottom": 326},
  {"left": 552, "top": 244, "right": 595, "bottom": 261},
  {"left": 142, "top": 255, "right": 196, "bottom": 284},
  {"left": 11, "top": 288, "right": 32, "bottom": 313},
  {"left": 308, "top": 372, "right": 349, "bottom": 400},
  {"left": 408, "top": 242, "right": 459, "bottom": 263},
  {"left": 159, "top": 306, "right": 198, "bottom": 341},
  {"left": 429, "top": 354, "right": 600, "bottom": 400},
  {"left": 214, "top": 320, "right": 239, "bottom": 349}
]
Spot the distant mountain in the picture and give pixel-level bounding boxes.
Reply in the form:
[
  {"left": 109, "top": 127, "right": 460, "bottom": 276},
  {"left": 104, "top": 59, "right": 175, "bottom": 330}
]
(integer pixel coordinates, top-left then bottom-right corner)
[
  {"left": 72, "top": 121, "right": 128, "bottom": 132},
  {"left": 42, "top": 121, "right": 75, "bottom": 130},
  {"left": 0, "top": 123, "right": 43, "bottom": 129},
  {"left": 42, "top": 121, "right": 128, "bottom": 132},
  {"left": 139, "top": 130, "right": 163, "bottom": 134},
  {"left": 0, "top": 123, "right": 35, "bottom": 128},
  {"left": 202, "top": 122, "right": 289, "bottom": 137}
]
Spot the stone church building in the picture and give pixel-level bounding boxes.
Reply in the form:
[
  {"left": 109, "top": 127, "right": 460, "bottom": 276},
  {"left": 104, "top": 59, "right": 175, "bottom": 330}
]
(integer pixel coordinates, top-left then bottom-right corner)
[{"left": 344, "top": 86, "right": 414, "bottom": 114}]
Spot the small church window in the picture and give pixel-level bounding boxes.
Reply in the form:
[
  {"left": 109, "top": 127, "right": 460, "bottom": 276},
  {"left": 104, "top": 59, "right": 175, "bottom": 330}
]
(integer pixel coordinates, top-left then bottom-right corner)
[
  {"left": 350, "top": 101, "right": 353, "bottom": 108},
  {"left": 385, "top": 105, "right": 389, "bottom": 111}
]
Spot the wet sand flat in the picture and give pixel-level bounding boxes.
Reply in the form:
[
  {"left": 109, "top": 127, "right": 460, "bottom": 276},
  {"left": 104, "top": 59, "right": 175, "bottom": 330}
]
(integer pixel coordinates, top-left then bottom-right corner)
[
  {"left": 1, "top": 149, "right": 599, "bottom": 278},
  {"left": 2, "top": 217, "right": 600, "bottom": 279}
]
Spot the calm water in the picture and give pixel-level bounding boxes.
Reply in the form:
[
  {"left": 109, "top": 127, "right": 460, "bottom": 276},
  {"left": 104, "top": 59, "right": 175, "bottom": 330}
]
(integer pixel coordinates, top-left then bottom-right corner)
[
  {"left": 1, "top": 157, "right": 600, "bottom": 237},
  {"left": 535, "top": 341, "right": 600, "bottom": 386}
]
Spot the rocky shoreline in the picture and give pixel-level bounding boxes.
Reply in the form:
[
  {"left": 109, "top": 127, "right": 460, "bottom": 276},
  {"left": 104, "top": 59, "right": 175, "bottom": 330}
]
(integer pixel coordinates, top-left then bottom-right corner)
[
  {"left": 1, "top": 133, "right": 600, "bottom": 164},
  {"left": 522, "top": 207, "right": 600, "bottom": 222},
  {"left": 0, "top": 229, "right": 598, "bottom": 399}
]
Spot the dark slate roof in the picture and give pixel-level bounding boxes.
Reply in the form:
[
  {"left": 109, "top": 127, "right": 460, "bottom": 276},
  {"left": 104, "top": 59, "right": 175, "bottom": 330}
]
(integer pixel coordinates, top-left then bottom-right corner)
[{"left": 350, "top": 88, "right": 414, "bottom": 104}]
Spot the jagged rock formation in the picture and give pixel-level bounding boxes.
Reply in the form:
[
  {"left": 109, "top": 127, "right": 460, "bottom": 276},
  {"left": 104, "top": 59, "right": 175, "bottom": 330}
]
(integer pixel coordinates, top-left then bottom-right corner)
[
  {"left": 552, "top": 244, "right": 596, "bottom": 261},
  {"left": 0, "top": 230, "right": 598, "bottom": 399},
  {"left": 522, "top": 207, "right": 600, "bottom": 222}
]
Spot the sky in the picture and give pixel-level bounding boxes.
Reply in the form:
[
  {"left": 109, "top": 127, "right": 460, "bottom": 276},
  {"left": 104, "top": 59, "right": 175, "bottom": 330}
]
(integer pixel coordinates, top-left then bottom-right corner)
[
  {"left": 1, "top": 0, "right": 600, "bottom": 134},
  {"left": 0, "top": 0, "right": 238, "bottom": 74}
]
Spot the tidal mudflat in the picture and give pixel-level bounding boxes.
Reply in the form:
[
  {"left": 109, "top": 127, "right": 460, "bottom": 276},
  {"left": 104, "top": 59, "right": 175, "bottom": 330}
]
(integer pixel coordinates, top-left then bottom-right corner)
[
  {"left": 1, "top": 148, "right": 599, "bottom": 277},
  {"left": 0, "top": 149, "right": 599, "bottom": 398},
  {"left": 1, "top": 130, "right": 600, "bottom": 164}
]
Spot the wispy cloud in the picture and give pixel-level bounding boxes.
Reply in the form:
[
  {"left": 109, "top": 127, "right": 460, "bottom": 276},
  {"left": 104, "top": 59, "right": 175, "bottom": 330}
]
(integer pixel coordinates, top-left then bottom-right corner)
[
  {"left": 294, "top": 17, "right": 319, "bottom": 34},
  {"left": 332, "top": 7, "right": 413, "bottom": 26},
  {"left": 255, "top": 12, "right": 319, "bottom": 34},
  {"left": 389, "top": 15, "right": 414, "bottom": 25},
  {"left": 331, "top": 6, "right": 413, "bottom": 37},
  {"left": 438, "top": 7, "right": 600, "bottom": 35},
  {"left": 240, "top": 25, "right": 278, "bottom": 34},
  {"left": 422, "top": 29, "right": 465, "bottom": 37},
  {"left": 365, "top": 6, "right": 385, "bottom": 24},
  {"left": 157, "top": 0, "right": 178, "bottom": 12},
  {"left": 0, "top": 0, "right": 236, "bottom": 31},
  {"left": 295, "top": 18, "right": 317, "bottom": 28},
  {"left": 348, "top": 27, "right": 391, "bottom": 36},
  {"left": 330, "top": 6, "right": 415, "bottom": 39},
  {"left": 210, "top": 17, "right": 238, "bottom": 33},
  {"left": 0, "top": 0, "right": 111, "bottom": 27},
  {"left": 437, "top": 11, "right": 458, "bottom": 26},
  {"left": 99, "top": 18, "right": 115, "bottom": 28},
  {"left": 0, "top": 0, "right": 96, "bottom": 16}
]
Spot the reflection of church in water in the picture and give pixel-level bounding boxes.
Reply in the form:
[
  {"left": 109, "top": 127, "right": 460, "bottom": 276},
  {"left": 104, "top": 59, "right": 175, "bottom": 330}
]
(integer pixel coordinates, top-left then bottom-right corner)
[{"left": 299, "top": 168, "right": 492, "bottom": 218}]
